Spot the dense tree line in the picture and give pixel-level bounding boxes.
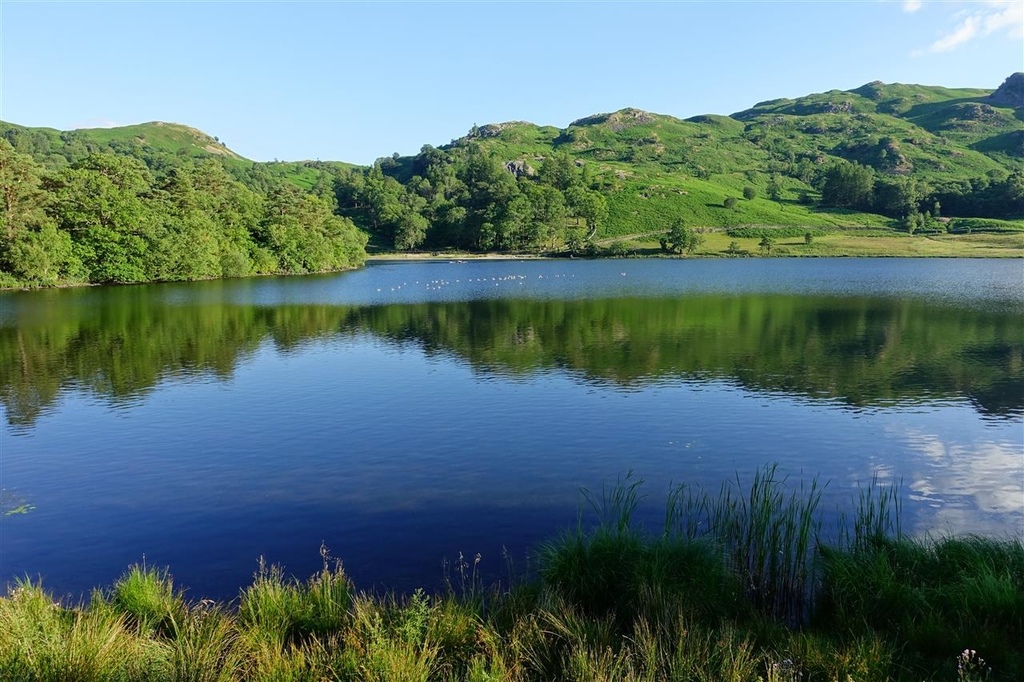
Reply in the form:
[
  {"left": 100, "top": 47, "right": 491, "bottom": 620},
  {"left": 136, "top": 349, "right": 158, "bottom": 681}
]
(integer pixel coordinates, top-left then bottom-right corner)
[
  {"left": 4, "top": 106, "right": 1020, "bottom": 272},
  {"left": 331, "top": 145, "right": 608, "bottom": 253},
  {"left": 0, "top": 141, "right": 366, "bottom": 287},
  {"left": 816, "top": 160, "right": 1023, "bottom": 229}
]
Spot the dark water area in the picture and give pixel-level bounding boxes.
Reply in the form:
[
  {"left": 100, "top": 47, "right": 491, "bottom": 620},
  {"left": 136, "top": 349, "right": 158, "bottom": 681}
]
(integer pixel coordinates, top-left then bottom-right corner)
[{"left": 1, "top": 258, "right": 1021, "bottom": 601}]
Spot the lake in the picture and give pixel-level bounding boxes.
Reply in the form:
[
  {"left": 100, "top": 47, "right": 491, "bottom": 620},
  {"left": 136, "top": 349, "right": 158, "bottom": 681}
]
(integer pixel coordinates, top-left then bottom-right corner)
[{"left": 1, "top": 258, "right": 1022, "bottom": 601}]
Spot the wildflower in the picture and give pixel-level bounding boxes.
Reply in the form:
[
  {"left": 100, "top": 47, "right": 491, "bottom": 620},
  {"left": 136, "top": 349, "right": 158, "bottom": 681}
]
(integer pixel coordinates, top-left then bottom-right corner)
[{"left": 957, "top": 648, "right": 992, "bottom": 681}]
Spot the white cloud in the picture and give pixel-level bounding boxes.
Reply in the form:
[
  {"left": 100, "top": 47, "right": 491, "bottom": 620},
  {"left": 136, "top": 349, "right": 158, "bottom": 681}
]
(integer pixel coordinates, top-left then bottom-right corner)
[
  {"left": 69, "top": 118, "right": 122, "bottom": 130},
  {"left": 930, "top": 15, "right": 981, "bottom": 52},
  {"left": 888, "top": 425, "right": 1024, "bottom": 538},
  {"left": 910, "top": 0, "right": 1024, "bottom": 55},
  {"left": 984, "top": 1, "right": 1024, "bottom": 38}
]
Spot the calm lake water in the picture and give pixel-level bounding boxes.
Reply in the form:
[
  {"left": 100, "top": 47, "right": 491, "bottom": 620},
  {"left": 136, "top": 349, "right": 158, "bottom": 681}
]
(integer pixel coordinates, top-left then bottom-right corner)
[{"left": 1, "top": 258, "right": 1022, "bottom": 600}]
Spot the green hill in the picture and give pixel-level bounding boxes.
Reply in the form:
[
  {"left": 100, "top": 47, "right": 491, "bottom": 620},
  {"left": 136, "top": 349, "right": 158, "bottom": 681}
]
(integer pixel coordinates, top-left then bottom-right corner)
[
  {"left": 735, "top": 78, "right": 1022, "bottom": 175},
  {"left": 0, "top": 121, "right": 367, "bottom": 287},
  {"left": 351, "top": 73, "right": 1019, "bottom": 250},
  {"left": 70, "top": 121, "right": 246, "bottom": 160},
  {"left": 445, "top": 76, "right": 1022, "bottom": 180},
  {"left": 0, "top": 120, "right": 246, "bottom": 169},
  {"left": 0, "top": 119, "right": 359, "bottom": 192},
  {"left": 2, "top": 73, "right": 1022, "bottom": 270}
]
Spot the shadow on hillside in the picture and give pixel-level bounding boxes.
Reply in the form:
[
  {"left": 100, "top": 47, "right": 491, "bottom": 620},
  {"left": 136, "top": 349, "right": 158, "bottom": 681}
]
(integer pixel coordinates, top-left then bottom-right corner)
[
  {"left": 972, "top": 130, "right": 1024, "bottom": 158},
  {"left": 904, "top": 97, "right": 984, "bottom": 123}
]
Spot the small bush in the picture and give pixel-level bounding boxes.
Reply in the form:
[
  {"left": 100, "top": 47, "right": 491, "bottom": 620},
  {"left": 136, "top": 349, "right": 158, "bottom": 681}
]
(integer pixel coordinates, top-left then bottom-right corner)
[
  {"left": 727, "top": 226, "right": 828, "bottom": 239},
  {"left": 109, "top": 564, "right": 184, "bottom": 637},
  {"left": 238, "top": 555, "right": 353, "bottom": 648}
]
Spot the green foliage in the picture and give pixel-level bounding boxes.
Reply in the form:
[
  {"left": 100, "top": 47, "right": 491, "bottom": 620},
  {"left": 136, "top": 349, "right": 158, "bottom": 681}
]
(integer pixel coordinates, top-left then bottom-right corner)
[
  {"left": 2, "top": 72, "right": 1023, "bottom": 279},
  {"left": 726, "top": 226, "right": 828, "bottom": 239},
  {"left": 108, "top": 565, "right": 185, "bottom": 637},
  {"left": 821, "top": 161, "right": 875, "bottom": 210},
  {"left": 537, "top": 152, "right": 580, "bottom": 192},
  {"left": 818, "top": 535, "right": 1024, "bottom": 676},
  {"left": 1, "top": 472, "right": 1022, "bottom": 680},
  {"left": 238, "top": 557, "right": 353, "bottom": 648},
  {"left": 950, "top": 217, "right": 1024, "bottom": 234},
  {"left": 44, "top": 153, "right": 155, "bottom": 283},
  {"left": 256, "top": 185, "right": 366, "bottom": 274},
  {"left": 659, "top": 217, "right": 704, "bottom": 254},
  {"left": 541, "top": 476, "right": 741, "bottom": 626},
  {"left": 0, "top": 146, "right": 366, "bottom": 286},
  {"left": 331, "top": 143, "right": 603, "bottom": 254},
  {"left": 0, "top": 140, "right": 79, "bottom": 285},
  {"left": 874, "top": 175, "right": 930, "bottom": 218},
  {"left": 271, "top": 74, "right": 1024, "bottom": 252},
  {"left": 662, "top": 465, "right": 823, "bottom": 624},
  {"left": 0, "top": 579, "right": 165, "bottom": 680},
  {"left": 162, "top": 604, "right": 241, "bottom": 681}
]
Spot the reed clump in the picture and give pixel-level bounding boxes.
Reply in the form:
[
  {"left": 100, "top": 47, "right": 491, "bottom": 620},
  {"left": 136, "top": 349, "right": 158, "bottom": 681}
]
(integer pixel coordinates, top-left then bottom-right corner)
[{"left": 1, "top": 465, "right": 1021, "bottom": 681}]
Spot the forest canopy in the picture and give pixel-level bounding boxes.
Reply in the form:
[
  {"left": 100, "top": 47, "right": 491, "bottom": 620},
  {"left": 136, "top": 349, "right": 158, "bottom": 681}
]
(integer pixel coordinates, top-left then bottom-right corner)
[
  {"left": 0, "top": 140, "right": 366, "bottom": 287},
  {"left": 2, "top": 73, "right": 1021, "bottom": 285}
]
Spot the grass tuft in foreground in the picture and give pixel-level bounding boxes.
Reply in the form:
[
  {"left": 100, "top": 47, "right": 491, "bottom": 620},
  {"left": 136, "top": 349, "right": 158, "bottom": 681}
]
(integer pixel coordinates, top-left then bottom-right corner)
[{"left": 1, "top": 466, "right": 1021, "bottom": 680}]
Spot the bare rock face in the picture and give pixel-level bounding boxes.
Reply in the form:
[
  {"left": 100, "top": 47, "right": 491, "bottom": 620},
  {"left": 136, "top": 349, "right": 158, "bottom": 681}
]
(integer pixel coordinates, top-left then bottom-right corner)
[
  {"left": 988, "top": 73, "right": 1024, "bottom": 108},
  {"left": 503, "top": 159, "right": 535, "bottom": 178},
  {"left": 570, "top": 108, "right": 656, "bottom": 131},
  {"left": 607, "top": 108, "right": 655, "bottom": 132},
  {"left": 466, "top": 121, "right": 530, "bottom": 140},
  {"left": 955, "top": 103, "right": 999, "bottom": 121},
  {"left": 820, "top": 101, "right": 854, "bottom": 114}
]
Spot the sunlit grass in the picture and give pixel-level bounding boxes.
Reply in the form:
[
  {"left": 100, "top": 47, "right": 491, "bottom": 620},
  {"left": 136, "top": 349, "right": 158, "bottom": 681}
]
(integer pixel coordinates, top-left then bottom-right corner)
[{"left": 602, "top": 229, "right": 1024, "bottom": 258}]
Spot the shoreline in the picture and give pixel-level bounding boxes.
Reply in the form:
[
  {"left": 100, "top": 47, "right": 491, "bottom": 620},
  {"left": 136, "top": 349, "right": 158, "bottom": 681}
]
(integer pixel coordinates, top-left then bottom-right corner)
[
  {"left": 2, "top": 248, "right": 1021, "bottom": 291},
  {"left": 366, "top": 252, "right": 550, "bottom": 262},
  {"left": 3, "top": 474, "right": 1021, "bottom": 680}
]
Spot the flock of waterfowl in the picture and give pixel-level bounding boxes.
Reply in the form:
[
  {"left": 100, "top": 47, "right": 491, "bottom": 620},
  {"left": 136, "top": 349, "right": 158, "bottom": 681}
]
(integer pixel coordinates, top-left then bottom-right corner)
[{"left": 376, "top": 272, "right": 584, "bottom": 293}]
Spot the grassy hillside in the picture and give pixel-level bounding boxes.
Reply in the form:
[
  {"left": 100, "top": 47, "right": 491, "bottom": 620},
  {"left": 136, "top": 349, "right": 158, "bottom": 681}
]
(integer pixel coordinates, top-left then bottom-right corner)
[
  {"left": 408, "top": 74, "right": 1021, "bottom": 248},
  {"left": 3, "top": 73, "right": 1022, "bottom": 258},
  {"left": 0, "top": 120, "right": 248, "bottom": 170},
  {"left": 71, "top": 121, "right": 246, "bottom": 160},
  {"left": 736, "top": 79, "right": 1022, "bottom": 177},
  {"left": 0, "top": 119, "right": 363, "bottom": 192}
]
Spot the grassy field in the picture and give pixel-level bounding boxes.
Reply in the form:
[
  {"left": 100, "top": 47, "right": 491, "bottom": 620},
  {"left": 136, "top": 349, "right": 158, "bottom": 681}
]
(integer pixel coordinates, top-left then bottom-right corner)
[
  {"left": 3, "top": 467, "right": 1021, "bottom": 681},
  {"left": 599, "top": 229, "right": 1024, "bottom": 259}
]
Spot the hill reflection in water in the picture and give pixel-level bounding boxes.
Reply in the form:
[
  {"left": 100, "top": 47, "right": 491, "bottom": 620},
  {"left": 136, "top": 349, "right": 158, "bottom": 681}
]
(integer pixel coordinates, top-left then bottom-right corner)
[{"left": 1, "top": 259, "right": 1021, "bottom": 600}]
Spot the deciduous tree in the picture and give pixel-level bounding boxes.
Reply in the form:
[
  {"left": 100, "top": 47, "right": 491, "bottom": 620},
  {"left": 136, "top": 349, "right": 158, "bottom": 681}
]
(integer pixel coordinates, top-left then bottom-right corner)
[{"left": 660, "top": 217, "right": 703, "bottom": 254}]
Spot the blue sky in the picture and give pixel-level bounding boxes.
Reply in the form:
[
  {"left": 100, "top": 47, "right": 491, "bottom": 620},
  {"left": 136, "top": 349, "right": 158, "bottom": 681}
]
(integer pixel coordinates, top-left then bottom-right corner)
[{"left": 2, "top": 1, "right": 1021, "bottom": 164}]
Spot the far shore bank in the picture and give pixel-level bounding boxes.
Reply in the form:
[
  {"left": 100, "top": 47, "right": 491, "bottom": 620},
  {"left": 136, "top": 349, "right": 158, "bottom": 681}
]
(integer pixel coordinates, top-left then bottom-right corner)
[
  {"left": 365, "top": 229, "right": 1023, "bottom": 262},
  {"left": 366, "top": 251, "right": 549, "bottom": 262},
  {"left": 2, "top": 242, "right": 1020, "bottom": 291}
]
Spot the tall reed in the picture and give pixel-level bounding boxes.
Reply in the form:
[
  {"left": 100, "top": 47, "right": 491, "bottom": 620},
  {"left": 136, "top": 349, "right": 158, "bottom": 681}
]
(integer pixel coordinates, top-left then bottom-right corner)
[
  {"left": 836, "top": 473, "right": 903, "bottom": 552},
  {"left": 664, "top": 463, "right": 823, "bottom": 624},
  {"left": 2, "top": 466, "right": 1020, "bottom": 680}
]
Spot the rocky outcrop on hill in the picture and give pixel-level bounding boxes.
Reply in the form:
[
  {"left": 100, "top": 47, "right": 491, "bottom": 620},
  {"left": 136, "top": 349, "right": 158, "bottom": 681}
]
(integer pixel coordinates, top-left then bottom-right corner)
[
  {"left": 988, "top": 73, "right": 1024, "bottom": 108},
  {"left": 504, "top": 159, "right": 535, "bottom": 178}
]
